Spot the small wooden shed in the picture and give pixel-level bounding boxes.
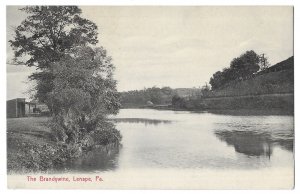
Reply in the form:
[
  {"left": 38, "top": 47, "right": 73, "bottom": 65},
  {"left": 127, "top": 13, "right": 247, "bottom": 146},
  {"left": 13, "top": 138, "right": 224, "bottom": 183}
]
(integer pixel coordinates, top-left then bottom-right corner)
[{"left": 7, "top": 98, "right": 37, "bottom": 118}]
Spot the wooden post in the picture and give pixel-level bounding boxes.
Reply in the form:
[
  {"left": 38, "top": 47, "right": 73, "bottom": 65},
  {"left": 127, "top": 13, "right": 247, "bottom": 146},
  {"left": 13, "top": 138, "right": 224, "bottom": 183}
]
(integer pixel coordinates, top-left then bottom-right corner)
[{"left": 15, "top": 99, "right": 18, "bottom": 118}]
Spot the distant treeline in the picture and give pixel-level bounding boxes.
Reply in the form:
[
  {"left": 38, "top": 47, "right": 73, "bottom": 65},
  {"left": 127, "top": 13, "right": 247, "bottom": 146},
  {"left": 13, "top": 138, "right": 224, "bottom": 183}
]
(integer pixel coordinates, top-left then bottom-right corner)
[
  {"left": 120, "top": 87, "right": 175, "bottom": 108},
  {"left": 119, "top": 87, "right": 202, "bottom": 108},
  {"left": 120, "top": 51, "right": 294, "bottom": 112}
]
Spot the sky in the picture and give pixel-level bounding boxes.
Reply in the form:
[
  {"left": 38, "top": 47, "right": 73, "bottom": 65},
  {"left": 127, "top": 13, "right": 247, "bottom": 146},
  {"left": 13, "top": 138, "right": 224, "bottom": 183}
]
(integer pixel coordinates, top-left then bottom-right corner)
[{"left": 6, "top": 6, "right": 293, "bottom": 100}]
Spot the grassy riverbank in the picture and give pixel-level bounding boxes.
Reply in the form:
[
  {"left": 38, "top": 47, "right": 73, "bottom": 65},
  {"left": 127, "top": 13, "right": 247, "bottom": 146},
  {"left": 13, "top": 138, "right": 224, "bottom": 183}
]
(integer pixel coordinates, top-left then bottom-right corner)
[
  {"left": 7, "top": 117, "right": 120, "bottom": 174},
  {"left": 7, "top": 117, "right": 70, "bottom": 173}
]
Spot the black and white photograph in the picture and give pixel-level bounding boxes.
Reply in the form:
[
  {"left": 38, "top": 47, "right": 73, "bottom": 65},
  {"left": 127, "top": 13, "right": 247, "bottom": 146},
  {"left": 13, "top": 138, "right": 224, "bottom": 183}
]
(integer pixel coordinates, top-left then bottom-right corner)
[{"left": 5, "top": 5, "right": 294, "bottom": 189}]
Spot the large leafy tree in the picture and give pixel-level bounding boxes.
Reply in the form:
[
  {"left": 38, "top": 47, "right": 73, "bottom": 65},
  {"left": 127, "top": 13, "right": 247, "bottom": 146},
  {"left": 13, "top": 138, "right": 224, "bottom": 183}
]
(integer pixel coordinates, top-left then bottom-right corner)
[
  {"left": 10, "top": 6, "right": 121, "bottom": 149},
  {"left": 209, "top": 50, "right": 261, "bottom": 90},
  {"left": 50, "top": 46, "right": 121, "bottom": 145},
  {"left": 229, "top": 50, "right": 260, "bottom": 79},
  {"left": 9, "top": 6, "right": 98, "bottom": 104},
  {"left": 209, "top": 71, "right": 225, "bottom": 90}
]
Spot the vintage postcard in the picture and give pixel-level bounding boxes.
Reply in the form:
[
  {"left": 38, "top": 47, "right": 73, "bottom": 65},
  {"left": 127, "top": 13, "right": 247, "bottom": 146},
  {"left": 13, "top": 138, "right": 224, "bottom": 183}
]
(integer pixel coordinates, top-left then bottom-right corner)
[{"left": 6, "top": 6, "right": 294, "bottom": 189}]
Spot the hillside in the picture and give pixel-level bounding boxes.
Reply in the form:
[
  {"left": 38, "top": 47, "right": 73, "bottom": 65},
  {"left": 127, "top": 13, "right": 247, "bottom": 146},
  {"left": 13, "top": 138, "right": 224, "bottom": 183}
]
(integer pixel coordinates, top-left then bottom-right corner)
[
  {"left": 206, "top": 57, "right": 294, "bottom": 98},
  {"left": 200, "top": 56, "right": 294, "bottom": 112}
]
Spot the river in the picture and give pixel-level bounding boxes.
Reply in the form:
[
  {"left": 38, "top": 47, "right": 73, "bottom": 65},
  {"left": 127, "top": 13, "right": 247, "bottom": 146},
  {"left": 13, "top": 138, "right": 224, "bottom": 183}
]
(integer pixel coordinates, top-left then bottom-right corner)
[{"left": 65, "top": 108, "right": 294, "bottom": 189}]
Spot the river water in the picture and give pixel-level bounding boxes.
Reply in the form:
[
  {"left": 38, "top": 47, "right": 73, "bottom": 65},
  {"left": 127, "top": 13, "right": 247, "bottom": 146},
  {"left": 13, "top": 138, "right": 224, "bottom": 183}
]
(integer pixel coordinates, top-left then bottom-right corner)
[{"left": 65, "top": 109, "right": 294, "bottom": 189}]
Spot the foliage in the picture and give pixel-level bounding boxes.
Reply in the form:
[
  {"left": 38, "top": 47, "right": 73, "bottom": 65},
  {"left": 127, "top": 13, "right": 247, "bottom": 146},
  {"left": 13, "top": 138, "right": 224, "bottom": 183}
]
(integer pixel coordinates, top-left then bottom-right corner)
[
  {"left": 120, "top": 87, "right": 177, "bottom": 107},
  {"left": 7, "top": 116, "right": 120, "bottom": 174},
  {"left": 200, "top": 83, "right": 210, "bottom": 97},
  {"left": 209, "top": 50, "right": 261, "bottom": 90},
  {"left": 9, "top": 6, "right": 98, "bottom": 103},
  {"left": 258, "top": 54, "right": 271, "bottom": 71},
  {"left": 171, "top": 95, "right": 187, "bottom": 109},
  {"left": 47, "top": 46, "right": 120, "bottom": 145},
  {"left": 206, "top": 68, "right": 293, "bottom": 98},
  {"left": 229, "top": 50, "right": 260, "bottom": 78},
  {"left": 9, "top": 7, "right": 121, "bottom": 168},
  {"left": 7, "top": 136, "right": 70, "bottom": 173}
]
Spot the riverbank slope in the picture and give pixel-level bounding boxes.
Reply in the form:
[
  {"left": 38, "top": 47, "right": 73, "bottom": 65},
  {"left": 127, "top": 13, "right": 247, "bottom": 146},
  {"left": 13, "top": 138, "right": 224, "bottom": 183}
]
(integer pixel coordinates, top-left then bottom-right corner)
[
  {"left": 199, "top": 56, "right": 294, "bottom": 112},
  {"left": 7, "top": 117, "right": 63, "bottom": 173},
  {"left": 7, "top": 117, "right": 120, "bottom": 173}
]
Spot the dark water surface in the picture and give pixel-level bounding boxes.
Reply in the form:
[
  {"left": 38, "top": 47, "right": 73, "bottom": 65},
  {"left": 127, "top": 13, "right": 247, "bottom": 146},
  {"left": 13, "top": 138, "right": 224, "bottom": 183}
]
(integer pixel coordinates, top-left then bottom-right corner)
[{"left": 67, "top": 109, "right": 294, "bottom": 172}]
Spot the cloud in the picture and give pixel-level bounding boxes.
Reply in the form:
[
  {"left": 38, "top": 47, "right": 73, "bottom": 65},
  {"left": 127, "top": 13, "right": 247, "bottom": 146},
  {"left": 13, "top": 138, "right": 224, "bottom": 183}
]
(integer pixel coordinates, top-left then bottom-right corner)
[{"left": 7, "top": 6, "right": 293, "bottom": 95}]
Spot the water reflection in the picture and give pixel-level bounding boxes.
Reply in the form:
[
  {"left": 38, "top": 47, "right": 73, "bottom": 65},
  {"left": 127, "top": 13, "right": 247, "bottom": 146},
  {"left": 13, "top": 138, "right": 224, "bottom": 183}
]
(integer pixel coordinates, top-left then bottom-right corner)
[
  {"left": 215, "top": 131, "right": 273, "bottom": 157},
  {"left": 111, "top": 118, "right": 172, "bottom": 126},
  {"left": 63, "top": 146, "right": 120, "bottom": 173},
  {"left": 214, "top": 129, "right": 293, "bottom": 157},
  {"left": 55, "top": 109, "right": 293, "bottom": 173}
]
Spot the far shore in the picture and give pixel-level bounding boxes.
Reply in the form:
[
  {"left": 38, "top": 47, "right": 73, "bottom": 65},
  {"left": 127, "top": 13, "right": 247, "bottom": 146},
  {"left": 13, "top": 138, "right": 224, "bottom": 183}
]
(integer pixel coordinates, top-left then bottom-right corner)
[{"left": 120, "top": 106, "right": 294, "bottom": 116}]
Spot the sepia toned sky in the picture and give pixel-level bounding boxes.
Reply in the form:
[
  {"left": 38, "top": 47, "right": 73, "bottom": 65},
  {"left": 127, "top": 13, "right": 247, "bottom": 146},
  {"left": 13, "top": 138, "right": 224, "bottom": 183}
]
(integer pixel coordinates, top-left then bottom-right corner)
[{"left": 7, "top": 6, "right": 293, "bottom": 100}]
